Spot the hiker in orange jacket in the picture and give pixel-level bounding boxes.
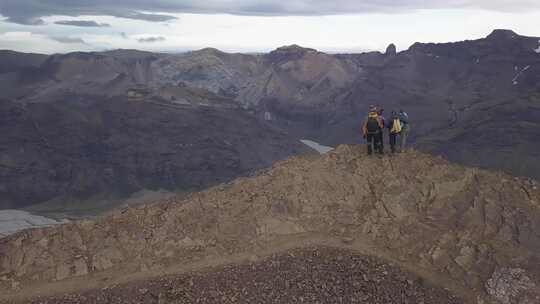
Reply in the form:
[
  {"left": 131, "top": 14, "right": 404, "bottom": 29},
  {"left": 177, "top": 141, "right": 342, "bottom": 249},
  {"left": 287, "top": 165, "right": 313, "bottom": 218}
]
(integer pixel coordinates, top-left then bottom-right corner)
[{"left": 362, "top": 107, "right": 384, "bottom": 155}]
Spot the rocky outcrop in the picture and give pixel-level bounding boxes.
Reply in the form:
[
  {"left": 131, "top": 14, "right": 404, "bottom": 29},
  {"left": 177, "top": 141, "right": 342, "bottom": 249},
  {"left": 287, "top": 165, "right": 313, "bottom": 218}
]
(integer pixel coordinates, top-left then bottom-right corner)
[
  {"left": 385, "top": 43, "right": 397, "bottom": 56},
  {"left": 2, "top": 145, "right": 540, "bottom": 303},
  {"left": 486, "top": 29, "right": 519, "bottom": 41}
]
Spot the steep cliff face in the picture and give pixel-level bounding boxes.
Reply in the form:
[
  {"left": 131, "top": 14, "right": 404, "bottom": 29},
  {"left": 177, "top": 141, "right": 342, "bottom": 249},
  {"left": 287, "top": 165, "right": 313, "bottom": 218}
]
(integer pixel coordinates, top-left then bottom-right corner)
[{"left": 2, "top": 145, "right": 540, "bottom": 303}]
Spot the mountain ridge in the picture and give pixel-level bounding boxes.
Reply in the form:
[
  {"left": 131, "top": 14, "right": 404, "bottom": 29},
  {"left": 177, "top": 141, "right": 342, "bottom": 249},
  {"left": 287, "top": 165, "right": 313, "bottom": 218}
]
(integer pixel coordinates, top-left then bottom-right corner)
[
  {"left": 1, "top": 28, "right": 540, "bottom": 211},
  {"left": 1, "top": 145, "right": 540, "bottom": 303}
]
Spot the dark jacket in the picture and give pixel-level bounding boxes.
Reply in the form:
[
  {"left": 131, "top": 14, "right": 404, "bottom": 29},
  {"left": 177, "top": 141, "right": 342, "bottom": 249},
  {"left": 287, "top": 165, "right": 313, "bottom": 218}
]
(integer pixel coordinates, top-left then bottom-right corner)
[{"left": 362, "top": 112, "right": 384, "bottom": 136}]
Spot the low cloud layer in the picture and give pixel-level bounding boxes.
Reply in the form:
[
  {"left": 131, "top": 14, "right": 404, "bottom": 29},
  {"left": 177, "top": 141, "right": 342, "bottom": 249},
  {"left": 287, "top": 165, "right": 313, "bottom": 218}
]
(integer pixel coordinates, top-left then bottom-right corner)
[
  {"left": 0, "top": 1, "right": 539, "bottom": 55},
  {"left": 1, "top": 0, "right": 539, "bottom": 25},
  {"left": 54, "top": 20, "right": 110, "bottom": 27},
  {"left": 137, "top": 36, "right": 166, "bottom": 43},
  {"left": 49, "top": 36, "right": 86, "bottom": 44}
]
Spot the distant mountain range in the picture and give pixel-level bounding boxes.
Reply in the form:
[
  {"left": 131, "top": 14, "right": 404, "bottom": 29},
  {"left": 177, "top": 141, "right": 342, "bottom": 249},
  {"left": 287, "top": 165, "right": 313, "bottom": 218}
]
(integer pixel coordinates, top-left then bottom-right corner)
[{"left": 1, "top": 29, "right": 539, "bottom": 210}]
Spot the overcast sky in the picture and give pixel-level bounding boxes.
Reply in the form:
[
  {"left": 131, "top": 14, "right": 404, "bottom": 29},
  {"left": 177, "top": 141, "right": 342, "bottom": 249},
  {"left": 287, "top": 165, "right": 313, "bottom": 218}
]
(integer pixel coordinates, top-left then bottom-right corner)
[{"left": 0, "top": 0, "right": 539, "bottom": 54}]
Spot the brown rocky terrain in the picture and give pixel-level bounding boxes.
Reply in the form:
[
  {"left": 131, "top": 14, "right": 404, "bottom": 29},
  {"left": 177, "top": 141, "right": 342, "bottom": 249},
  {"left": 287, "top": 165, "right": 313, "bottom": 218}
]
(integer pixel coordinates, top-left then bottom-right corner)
[
  {"left": 1, "top": 145, "right": 540, "bottom": 303},
  {"left": 26, "top": 247, "right": 462, "bottom": 304}
]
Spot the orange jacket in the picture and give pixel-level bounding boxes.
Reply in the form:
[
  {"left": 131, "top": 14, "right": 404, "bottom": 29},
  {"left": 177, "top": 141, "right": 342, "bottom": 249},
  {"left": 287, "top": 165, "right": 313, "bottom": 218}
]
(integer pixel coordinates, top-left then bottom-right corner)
[{"left": 362, "top": 112, "right": 384, "bottom": 136}]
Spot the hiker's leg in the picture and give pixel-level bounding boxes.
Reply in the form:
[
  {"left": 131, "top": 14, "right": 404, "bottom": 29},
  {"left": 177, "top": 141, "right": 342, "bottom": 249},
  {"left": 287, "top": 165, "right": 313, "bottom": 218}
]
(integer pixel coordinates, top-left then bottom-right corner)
[
  {"left": 390, "top": 134, "right": 396, "bottom": 153},
  {"left": 376, "top": 133, "right": 384, "bottom": 154},
  {"left": 400, "top": 126, "right": 409, "bottom": 151},
  {"left": 404, "top": 126, "right": 410, "bottom": 148},
  {"left": 367, "top": 134, "right": 373, "bottom": 155},
  {"left": 378, "top": 132, "right": 384, "bottom": 152}
]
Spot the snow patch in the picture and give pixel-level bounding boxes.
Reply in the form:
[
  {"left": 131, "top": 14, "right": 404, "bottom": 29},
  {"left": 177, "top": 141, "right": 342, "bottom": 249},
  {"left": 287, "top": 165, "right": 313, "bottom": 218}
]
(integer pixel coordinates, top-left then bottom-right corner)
[
  {"left": 300, "top": 140, "right": 334, "bottom": 154},
  {"left": 0, "top": 210, "right": 63, "bottom": 238},
  {"left": 534, "top": 40, "right": 540, "bottom": 53},
  {"left": 512, "top": 65, "right": 530, "bottom": 85}
]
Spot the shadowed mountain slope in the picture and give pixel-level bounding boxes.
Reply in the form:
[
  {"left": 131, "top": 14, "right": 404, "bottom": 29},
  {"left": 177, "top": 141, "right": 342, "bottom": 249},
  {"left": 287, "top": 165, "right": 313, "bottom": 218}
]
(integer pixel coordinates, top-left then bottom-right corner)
[{"left": 0, "top": 96, "right": 309, "bottom": 210}]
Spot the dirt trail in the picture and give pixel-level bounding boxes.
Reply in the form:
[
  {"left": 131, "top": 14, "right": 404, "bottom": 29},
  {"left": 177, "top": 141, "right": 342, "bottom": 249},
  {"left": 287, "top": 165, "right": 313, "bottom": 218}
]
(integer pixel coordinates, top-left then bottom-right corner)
[
  {"left": 1, "top": 236, "right": 473, "bottom": 303},
  {"left": 2, "top": 145, "right": 540, "bottom": 303},
  {"left": 25, "top": 247, "right": 463, "bottom": 304}
]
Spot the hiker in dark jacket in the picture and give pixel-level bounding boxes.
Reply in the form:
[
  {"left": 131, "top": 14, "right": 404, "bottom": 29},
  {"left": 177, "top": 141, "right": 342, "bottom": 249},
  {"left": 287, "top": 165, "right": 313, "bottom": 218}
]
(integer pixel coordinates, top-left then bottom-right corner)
[
  {"left": 387, "top": 111, "right": 401, "bottom": 153},
  {"left": 398, "top": 109, "right": 410, "bottom": 152},
  {"left": 377, "top": 108, "right": 386, "bottom": 153},
  {"left": 362, "top": 107, "right": 384, "bottom": 155}
]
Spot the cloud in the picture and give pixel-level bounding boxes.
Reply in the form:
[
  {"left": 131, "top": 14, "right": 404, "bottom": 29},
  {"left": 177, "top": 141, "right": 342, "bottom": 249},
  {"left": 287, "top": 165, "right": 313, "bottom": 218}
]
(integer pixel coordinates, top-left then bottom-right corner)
[
  {"left": 54, "top": 20, "right": 110, "bottom": 27},
  {"left": 118, "top": 12, "right": 177, "bottom": 22},
  {"left": 137, "top": 36, "right": 166, "bottom": 43},
  {"left": 49, "top": 36, "right": 86, "bottom": 44},
  {"left": 0, "top": 0, "right": 178, "bottom": 25},
  {"left": 1, "top": 0, "right": 539, "bottom": 25}
]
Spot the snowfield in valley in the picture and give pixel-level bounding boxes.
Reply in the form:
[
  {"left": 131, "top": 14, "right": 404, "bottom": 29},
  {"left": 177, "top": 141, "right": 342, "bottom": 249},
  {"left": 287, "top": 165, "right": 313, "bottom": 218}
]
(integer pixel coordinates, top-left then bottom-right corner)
[{"left": 0, "top": 210, "right": 63, "bottom": 238}]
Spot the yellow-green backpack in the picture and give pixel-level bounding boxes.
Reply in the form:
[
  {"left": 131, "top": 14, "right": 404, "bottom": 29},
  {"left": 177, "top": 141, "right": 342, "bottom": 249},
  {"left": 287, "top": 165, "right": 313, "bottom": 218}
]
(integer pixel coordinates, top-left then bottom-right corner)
[{"left": 391, "top": 119, "right": 402, "bottom": 134}]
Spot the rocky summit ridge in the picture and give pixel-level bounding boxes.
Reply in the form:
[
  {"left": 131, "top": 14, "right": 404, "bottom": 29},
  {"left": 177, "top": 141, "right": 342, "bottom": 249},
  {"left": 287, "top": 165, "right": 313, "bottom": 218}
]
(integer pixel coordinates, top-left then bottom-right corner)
[{"left": 1, "top": 145, "right": 540, "bottom": 303}]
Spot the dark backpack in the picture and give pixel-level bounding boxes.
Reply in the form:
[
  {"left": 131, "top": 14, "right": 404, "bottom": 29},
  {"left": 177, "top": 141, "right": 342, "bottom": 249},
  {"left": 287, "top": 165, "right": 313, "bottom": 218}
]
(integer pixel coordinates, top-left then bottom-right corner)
[
  {"left": 399, "top": 112, "right": 409, "bottom": 124},
  {"left": 366, "top": 117, "right": 381, "bottom": 134}
]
